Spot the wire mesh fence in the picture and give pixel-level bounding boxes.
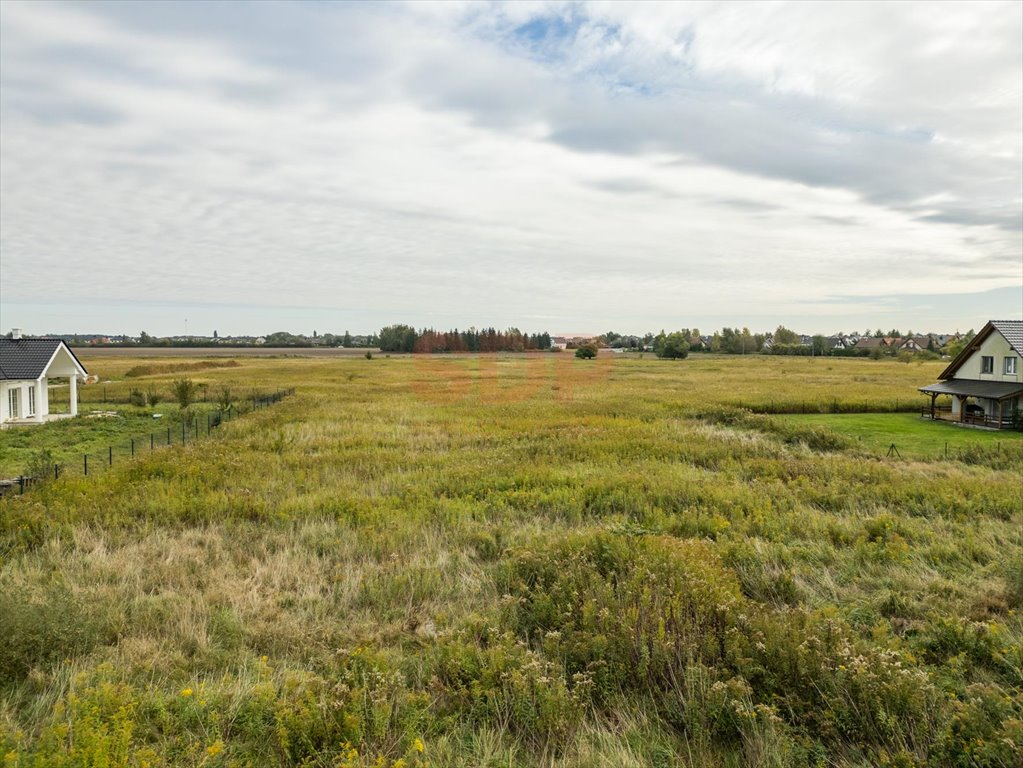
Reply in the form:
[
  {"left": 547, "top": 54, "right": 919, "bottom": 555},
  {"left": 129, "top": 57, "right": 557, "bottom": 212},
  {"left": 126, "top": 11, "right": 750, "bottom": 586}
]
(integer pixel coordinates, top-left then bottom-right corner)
[{"left": 1, "top": 388, "right": 293, "bottom": 496}]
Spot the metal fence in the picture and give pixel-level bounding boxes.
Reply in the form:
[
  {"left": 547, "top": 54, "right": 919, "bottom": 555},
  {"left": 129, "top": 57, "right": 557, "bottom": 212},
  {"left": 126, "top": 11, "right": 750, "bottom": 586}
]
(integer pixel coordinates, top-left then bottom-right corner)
[{"left": 1, "top": 388, "right": 294, "bottom": 496}]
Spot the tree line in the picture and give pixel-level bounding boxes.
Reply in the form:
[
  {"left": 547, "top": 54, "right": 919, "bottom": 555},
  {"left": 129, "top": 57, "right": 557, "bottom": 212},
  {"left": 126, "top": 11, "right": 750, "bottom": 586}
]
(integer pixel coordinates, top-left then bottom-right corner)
[{"left": 377, "top": 326, "right": 552, "bottom": 354}]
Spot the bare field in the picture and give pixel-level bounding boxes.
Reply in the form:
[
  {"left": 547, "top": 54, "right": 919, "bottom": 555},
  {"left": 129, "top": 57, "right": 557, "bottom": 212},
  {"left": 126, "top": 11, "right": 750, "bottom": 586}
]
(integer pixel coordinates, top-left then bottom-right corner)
[{"left": 73, "top": 345, "right": 380, "bottom": 357}]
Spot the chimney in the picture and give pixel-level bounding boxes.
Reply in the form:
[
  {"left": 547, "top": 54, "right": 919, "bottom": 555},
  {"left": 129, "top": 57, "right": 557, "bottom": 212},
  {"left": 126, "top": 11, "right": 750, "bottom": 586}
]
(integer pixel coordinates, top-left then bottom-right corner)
[{"left": 11, "top": 328, "right": 22, "bottom": 339}]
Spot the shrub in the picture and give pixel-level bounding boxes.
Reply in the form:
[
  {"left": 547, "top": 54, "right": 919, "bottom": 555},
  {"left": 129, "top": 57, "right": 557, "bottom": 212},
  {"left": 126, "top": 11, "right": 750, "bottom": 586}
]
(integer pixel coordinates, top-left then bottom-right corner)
[
  {"left": 25, "top": 449, "right": 57, "bottom": 482},
  {"left": 171, "top": 378, "right": 196, "bottom": 410},
  {"left": 128, "top": 388, "right": 146, "bottom": 407},
  {"left": 431, "top": 620, "right": 587, "bottom": 750},
  {"left": 931, "top": 682, "right": 1023, "bottom": 767},
  {"left": 732, "top": 611, "right": 940, "bottom": 753},
  {"left": 145, "top": 388, "right": 162, "bottom": 407},
  {"left": 575, "top": 344, "right": 597, "bottom": 359},
  {"left": 497, "top": 532, "right": 741, "bottom": 700},
  {"left": 21, "top": 666, "right": 155, "bottom": 767},
  {"left": 0, "top": 586, "right": 114, "bottom": 684},
  {"left": 216, "top": 386, "right": 235, "bottom": 413}
]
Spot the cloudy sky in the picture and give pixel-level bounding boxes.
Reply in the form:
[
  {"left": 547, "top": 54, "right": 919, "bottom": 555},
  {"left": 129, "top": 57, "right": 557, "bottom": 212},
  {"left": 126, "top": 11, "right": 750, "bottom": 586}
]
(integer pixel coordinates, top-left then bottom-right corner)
[{"left": 1, "top": 0, "right": 1020, "bottom": 337}]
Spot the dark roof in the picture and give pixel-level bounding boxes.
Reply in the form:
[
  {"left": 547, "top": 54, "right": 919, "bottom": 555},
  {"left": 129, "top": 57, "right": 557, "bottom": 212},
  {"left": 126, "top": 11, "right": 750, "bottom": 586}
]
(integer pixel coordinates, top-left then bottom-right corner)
[
  {"left": 991, "top": 320, "right": 1023, "bottom": 356},
  {"left": 0, "top": 338, "right": 87, "bottom": 380},
  {"left": 939, "top": 320, "right": 1023, "bottom": 379},
  {"left": 855, "top": 337, "right": 887, "bottom": 348},
  {"left": 919, "top": 380, "right": 1023, "bottom": 400}
]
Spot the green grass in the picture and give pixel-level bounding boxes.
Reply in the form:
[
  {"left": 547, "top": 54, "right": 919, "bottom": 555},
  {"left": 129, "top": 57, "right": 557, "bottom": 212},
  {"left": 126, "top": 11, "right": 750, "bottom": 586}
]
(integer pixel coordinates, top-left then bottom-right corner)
[
  {"left": 776, "top": 412, "right": 1022, "bottom": 460},
  {"left": 0, "top": 403, "right": 220, "bottom": 477},
  {"left": 1, "top": 353, "right": 1020, "bottom": 767}
]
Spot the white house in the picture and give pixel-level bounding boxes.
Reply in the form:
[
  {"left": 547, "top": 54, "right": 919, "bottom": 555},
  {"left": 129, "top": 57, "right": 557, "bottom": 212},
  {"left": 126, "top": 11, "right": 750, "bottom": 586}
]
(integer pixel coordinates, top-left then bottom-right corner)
[
  {"left": 0, "top": 334, "right": 89, "bottom": 427},
  {"left": 919, "top": 320, "right": 1022, "bottom": 429}
]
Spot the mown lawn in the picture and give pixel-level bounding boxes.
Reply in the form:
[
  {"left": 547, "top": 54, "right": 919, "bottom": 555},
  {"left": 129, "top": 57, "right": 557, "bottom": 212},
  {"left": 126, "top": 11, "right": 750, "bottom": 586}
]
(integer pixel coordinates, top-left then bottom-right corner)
[
  {"left": 776, "top": 412, "right": 1022, "bottom": 460},
  {"left": 1, "top": 353, "right": 1020, "bottom": 767}
]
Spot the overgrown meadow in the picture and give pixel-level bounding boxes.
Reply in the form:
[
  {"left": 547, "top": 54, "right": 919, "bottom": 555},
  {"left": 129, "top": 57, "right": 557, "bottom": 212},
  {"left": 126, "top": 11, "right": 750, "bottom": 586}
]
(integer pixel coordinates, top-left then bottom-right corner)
[{"left": 1, "top": 353, "right": 1021, "bottom": 767}]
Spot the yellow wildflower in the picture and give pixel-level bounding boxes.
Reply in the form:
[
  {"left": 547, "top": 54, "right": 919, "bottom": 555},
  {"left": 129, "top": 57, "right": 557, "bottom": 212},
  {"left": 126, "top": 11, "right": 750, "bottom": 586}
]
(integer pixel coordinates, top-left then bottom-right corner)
[
  {"left": 180, "top": 688, "right": 193, "bottom": 697},
  {"left": 412, "top": 737, "right": 425, "bottom": 753}
]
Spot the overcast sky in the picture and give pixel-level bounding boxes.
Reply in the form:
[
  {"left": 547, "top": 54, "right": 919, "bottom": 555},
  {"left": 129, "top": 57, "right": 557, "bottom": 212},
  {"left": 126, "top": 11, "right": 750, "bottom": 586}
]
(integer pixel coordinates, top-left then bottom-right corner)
[{"left": 1, "top": 0, "right": 1020, "bottom": 337}]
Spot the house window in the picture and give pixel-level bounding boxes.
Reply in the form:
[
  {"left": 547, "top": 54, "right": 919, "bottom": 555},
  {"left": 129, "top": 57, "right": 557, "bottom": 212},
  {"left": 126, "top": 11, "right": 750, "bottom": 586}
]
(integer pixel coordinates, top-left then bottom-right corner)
[
  {"left": 981, "top": 356, "right": 994, "bottom": 374},
  {"left": 8, "top": 388, "right": 19, "bottom": 419},
  {"left": 27, "top": 386, "right": 35, "bottom": 416},
  {"left": 1005, "top": 357, "right": 1018, "bottom": 375}
]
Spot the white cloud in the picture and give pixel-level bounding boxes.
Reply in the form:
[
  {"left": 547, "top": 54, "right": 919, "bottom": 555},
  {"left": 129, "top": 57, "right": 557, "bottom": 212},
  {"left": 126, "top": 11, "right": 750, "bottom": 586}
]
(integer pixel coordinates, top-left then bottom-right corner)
[{"left": 0, "top": 0, "right": 1019, "bottom": 335}]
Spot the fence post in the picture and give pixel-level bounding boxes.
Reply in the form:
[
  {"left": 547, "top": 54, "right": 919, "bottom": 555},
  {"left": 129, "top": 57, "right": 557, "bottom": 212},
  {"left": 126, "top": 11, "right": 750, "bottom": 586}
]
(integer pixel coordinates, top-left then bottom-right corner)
[
  {"left": 151, "top": 433, "right": 155, "bottom": 451},
  {"left": 19, "top": 476, "right": 24, "bottom": 495},
  {"left": 167, "top": 427, "right": 171, "bottom": 445},
  {"left": 131, "top": 438, "right": 135, "bottom": 457},
  {"left": 54, "top": 464, "right": 59, "bottom": 480},
  {"left": 194, "top": 420, "right": 198, "bottom": 440},
  {"left": 109, "top": 446, "right": 113, "bottom": 466},
  {"left": 182, "top": 421, "right": 186, "bottom": 444},
  {"left": 207, "top": 414, "right": 210, "bottom": 434},
  {"left": 84, "top": 454, "right": 88, "bottom": 475}
]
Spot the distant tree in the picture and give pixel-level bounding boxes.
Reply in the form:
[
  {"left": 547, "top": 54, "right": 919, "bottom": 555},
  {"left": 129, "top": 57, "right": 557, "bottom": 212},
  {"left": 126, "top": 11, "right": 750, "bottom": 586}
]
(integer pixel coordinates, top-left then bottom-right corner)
[
  {"left": 945, "top": 330, "right": 974, "bottom": 358},
  {"left": 602, "top": 331, "right": 622, "bottom": 347},
  {"left": 774, "top": 325, "right": 800, "bottom": 345},
  {"left": 342, "top": 331, "right": 352, "bottom": 348},
  {"left": 656, "top": 332, "right": 690, "bottom": 360},
  {"left": 811, "top": 335, "right": 828, "bottom": 356},
  {"left": 378, "top": 324, "right": 418, "bottom": 353},
  {"left": 172, "top": 379, "right": 197, "bottom": 411},
  {"left": 139, "top": 331, "right": 152, "bottom": 345},
  {"left": 213, "top": 330, "right": 218, "bottom": 340},
  {"left": 575, "top": 343, "right": 598, "bottom": 359}
]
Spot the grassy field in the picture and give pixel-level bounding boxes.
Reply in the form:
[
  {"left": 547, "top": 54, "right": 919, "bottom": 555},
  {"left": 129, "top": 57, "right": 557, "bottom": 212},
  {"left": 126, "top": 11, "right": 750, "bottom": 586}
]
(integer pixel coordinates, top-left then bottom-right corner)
[{"left": 1, "top": 353, "right": 1020, "bottom": 767}]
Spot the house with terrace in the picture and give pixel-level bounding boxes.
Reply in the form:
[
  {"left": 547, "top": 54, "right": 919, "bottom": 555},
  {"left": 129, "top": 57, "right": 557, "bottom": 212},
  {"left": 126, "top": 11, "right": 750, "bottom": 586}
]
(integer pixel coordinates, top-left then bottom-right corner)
[
  {"left": 0, "top": 333, "right": 89, "bottom": 427},
  {"left": 919, "top": 320, "right": 1022, "bottom": 429}
]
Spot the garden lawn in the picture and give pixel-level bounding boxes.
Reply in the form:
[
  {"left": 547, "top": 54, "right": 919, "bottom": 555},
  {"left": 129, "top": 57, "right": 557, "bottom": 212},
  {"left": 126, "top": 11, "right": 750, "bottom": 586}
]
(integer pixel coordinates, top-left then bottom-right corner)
[{"left": 776, "top": 412, "right": 1022, "bottom": 460}]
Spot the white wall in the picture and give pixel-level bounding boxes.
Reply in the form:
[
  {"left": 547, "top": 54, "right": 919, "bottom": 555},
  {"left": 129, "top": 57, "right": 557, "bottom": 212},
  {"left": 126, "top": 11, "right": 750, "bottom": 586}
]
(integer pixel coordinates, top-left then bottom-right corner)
[
  {"left": 957, "top": 332, "right": 1021, "bottom": 382},
  {"left": 1, "top": 380, "right": 38, "bottom": 424}
]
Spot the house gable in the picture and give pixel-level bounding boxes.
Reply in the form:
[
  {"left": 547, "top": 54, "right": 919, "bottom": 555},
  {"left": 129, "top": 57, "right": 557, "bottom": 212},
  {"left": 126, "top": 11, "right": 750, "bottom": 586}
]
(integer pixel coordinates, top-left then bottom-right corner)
[{"left": 939, "top": 320, "right": 1023, "bottom": 381}]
